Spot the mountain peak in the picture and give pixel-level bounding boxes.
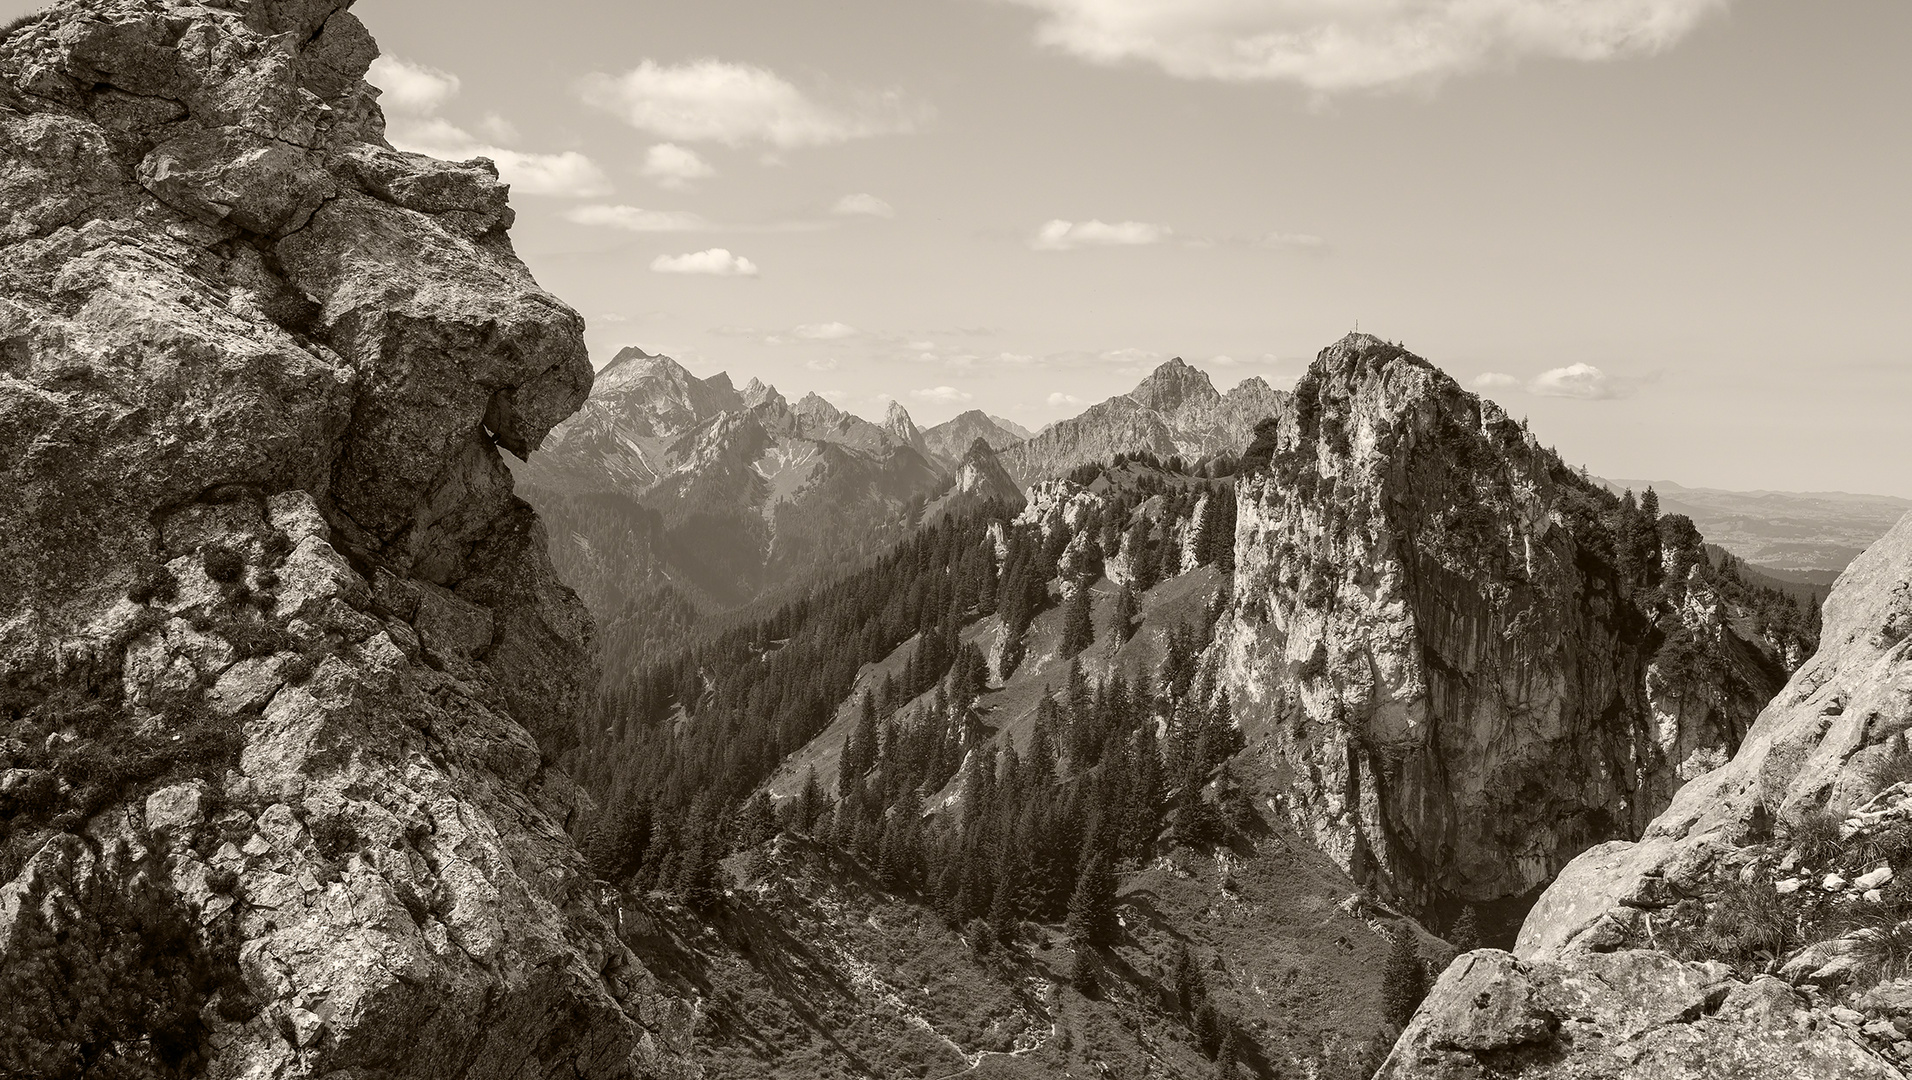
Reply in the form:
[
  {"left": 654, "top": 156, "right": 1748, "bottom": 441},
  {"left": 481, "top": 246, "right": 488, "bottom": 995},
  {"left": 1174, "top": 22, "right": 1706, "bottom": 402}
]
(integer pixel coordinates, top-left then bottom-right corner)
[{"left": 1128, "top": 356, "right": 1219, "bottom": 413}]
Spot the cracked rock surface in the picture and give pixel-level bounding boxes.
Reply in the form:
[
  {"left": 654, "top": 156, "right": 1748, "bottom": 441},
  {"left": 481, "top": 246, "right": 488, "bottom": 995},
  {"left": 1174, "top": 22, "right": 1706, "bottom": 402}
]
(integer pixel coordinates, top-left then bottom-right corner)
[{"left": 0, "top": 2, "right": 694, "bottom": 1076}]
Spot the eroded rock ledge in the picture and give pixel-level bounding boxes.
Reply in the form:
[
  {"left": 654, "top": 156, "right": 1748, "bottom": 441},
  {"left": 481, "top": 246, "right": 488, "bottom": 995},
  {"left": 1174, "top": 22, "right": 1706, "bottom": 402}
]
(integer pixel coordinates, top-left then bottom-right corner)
[{"left": 0, "top": 1, "right": 693, "bottom": 1075}]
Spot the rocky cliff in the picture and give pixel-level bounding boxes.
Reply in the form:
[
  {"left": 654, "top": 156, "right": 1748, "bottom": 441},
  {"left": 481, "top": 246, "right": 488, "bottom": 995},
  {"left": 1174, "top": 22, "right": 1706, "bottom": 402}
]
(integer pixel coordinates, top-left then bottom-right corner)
[
  {"left": 0, "top": 1, "right": 691, "bottom": 1075},
  {"left": 1216, "top": 334, "right": 1782, "bottom": 921},
  {"left": 1384, "top": 510, "right": 1912, "bottom": 1079},
  {"left": 1519, "top": 508, "right": 1912, "bottom": 960}
]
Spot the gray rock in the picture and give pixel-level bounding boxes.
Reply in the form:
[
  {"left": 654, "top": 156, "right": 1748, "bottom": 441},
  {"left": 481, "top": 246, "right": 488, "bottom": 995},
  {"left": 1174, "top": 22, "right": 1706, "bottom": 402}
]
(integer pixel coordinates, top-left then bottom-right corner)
[{"left": 146, "top": 780, "right": 211, "bottom": 836}]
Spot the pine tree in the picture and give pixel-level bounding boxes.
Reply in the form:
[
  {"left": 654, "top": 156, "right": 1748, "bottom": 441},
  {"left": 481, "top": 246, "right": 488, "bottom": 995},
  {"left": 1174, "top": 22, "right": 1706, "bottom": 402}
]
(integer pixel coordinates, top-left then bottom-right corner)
[
  {"left": 798, "top": 766, "right": 824, "bottom": 831},
  {"left": 1060, "top": 579, "right": 1095, "bottom": 658},
  {"left": 1172, "top": 942, "right": 1206, "bottom": 1016},
  {"left": 1112, "top": 581, "right": 1139, "bottom": 643},
  {"left": 1382, "top": 925, "right": 1427, "bottom": 1028},
  {"left": 1449, "top": 905, "right": 1483, "bottom": 952},
  {"left": 841, "top": 692, "right": 879, "bottom": 798},
  {"left": 1215, "top": 1026, "right": 1241, "bottom": 1080},
  {"left": 1066, "top": 852, "right": 1118, "bottom": 946},
  {"left": 1069, "top": 943, "right": 1099, "bottom": 995}
]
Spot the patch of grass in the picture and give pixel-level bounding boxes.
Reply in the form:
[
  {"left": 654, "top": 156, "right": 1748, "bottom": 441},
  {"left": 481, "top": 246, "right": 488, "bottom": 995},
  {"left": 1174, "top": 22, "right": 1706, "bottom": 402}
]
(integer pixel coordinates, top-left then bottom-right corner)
[{"left": 1787, "top": 807, "right": 1845, "bottom": 865}]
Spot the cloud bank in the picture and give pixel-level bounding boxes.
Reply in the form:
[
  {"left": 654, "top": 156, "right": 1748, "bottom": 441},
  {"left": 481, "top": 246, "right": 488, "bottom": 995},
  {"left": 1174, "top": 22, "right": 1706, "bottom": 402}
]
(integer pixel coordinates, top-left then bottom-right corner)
[
  {"left": 651, "top": 249, "right": 760, "bottom": 276},
  {"left": 579, "top": 60, "right": 926, "bottom": 147},
  {"left": 1033, "top": 219, "right": 1171, "bottom": 249},
  {"left": 993, "top": 0, "right": 1732, "bottom": 93},
  {"left": 642, "top": 143, "right": 715, "bottom": 188},
  {"left": 565, "top": 205, "right": 711, "bottom": 231},
  {"left": 369, "top": 57, "right": 611, "bottom": 197},
  {"left": 833, "top": 193, "right": 897, "bottom": 218}
]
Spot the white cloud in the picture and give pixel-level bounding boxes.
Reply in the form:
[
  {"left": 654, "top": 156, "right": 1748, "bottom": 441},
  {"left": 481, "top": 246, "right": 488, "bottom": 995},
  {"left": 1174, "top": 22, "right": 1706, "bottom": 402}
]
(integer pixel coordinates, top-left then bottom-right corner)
[
  {"left": 806, "top": 357, "right": 841, "bottom": 372},
  {"left": 598, "top": 313, "right": 631, "bottom": 324},
  {"left": 1047, "top": 392, "right": 1084, "bottom": 406},
  {"left": 1527, "top": 363, "right": 1633, "bottom": 399},
  {"left": 913, "top": 385, "right": 974, "bottom": 403},
  {"left": 369, "top": 56, "right": 611, "bottom": 197},
  {"left": 565, "top": 205, "right": 712, "bottom": 231},
  {"left": 368, "top": 57, "right": 461, "bottom": 113},
  {"left": 995, "top": 0, "right": 1732, "bottom": 93},
  {"left": 793, "top": 322, "right": 859, "bottom": 340},
  {"left": 1258, "top": 231, "right": 1327, "bottom": 249},
  {"left": 478, "top": 113, "right": 520, "bottom": 143},
  {"left": 1033, "top": 219, "right": 1171, "bottom": 250},
  {"left": 1471, "top": 372, "right": 1521, "bottom": 390},
  {"left": 833, "top": 193, "right": 896, "bottom": 218},
  {"left": 642, "top": 143, "right": 716, "bottom": 188},
  {"left": 578, "top": 60, "right": 926, "bottom": 148},
  {"left": 651, "top": 248, "right": 760, "bottom": 276}
]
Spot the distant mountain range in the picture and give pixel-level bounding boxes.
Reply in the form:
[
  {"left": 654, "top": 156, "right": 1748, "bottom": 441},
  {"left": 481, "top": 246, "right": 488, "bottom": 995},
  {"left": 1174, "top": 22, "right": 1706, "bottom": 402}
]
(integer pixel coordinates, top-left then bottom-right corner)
[
  {"left": 1001, "top": 358, "right": 1288, "bottom": 483},
  {"left": 516, "top": 349, "right": 1289, "bottom": 628},
  {"left": 1603, "top": 479, "right": 1910, "bottom": 580}
]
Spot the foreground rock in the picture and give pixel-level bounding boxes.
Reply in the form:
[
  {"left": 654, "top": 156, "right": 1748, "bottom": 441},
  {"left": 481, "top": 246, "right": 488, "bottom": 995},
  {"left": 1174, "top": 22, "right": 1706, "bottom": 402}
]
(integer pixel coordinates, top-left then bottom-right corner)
[
  {"left": 1381, "top": 948, "right": 1902, "bottom": 1079},
  {"left": 0, "top": 1, "right": 693, "bottom": 1076}
]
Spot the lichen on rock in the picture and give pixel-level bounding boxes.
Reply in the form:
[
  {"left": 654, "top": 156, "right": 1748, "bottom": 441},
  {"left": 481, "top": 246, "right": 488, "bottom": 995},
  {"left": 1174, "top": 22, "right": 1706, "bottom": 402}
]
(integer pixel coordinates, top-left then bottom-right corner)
[{"left": 0, "top": 1, "right": 693, "bottom": 1076}]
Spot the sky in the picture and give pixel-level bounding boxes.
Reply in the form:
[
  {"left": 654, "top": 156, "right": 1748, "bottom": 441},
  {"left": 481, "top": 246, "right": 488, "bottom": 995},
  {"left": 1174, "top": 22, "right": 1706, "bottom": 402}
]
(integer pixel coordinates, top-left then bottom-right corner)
[{"left": 8, "top": 0, "right": 1907, "bottom": 495}]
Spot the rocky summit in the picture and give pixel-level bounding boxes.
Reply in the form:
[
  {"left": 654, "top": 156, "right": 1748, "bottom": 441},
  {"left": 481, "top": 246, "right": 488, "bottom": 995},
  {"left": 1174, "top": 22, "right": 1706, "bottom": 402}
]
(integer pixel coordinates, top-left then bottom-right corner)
[
  {"left": 1217, "top": 334, "right": 1788, "bottom": 920},
  {"left": 0, "top": 2, "right": 692, "bottom": 1077}
]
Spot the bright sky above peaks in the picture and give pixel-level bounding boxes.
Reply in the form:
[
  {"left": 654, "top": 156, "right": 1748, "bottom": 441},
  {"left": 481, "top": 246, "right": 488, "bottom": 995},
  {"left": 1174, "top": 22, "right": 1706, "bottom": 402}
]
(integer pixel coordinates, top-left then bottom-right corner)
[{"left": 3, "top": 0, "right": 1900, "bottom": 495}]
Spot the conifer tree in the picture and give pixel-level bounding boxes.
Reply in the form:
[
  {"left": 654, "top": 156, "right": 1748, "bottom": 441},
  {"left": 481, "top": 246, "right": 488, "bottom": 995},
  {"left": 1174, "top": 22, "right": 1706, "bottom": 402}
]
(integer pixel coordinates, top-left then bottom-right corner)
[
  {"left": 1069, "top": 943, "right": 1099, "bottom": 995},
  {"left": 797, "top": 766, "right": 824, "bottom": 831},
  {"left": 1382, "top": 925, "right": 1428, "bottom": 1028},
  {"left": 841, "top": 692, "right": 879, "bottom": 798},
  {"left": 1113, "top": 581, "right": 1139, "bottom": 643},
  {"left": 1215, "top": 1027, "right": 1240, "bottom": 1080},
  {"left": 1066, "top": 852, "right": 1118, "bottom": 946},
  {"left": 1060, "top": 579, "right": 1095, "bottom": 658},
  {"left": 1449, "top": 905, "right": 1483, "bottom": 952}
]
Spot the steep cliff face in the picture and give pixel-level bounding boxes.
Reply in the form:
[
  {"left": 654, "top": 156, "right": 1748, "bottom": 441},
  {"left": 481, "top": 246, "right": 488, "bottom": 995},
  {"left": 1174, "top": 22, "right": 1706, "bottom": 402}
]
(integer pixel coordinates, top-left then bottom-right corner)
[
  {"left": 1217, "top": 334, "right": 1779, "bottom": 918},
  {"left": 1385, "top": 511, "right": 1912, "bottom": 1079},
  {"left": 1519, "top": 509, "right": 1912, "bottom": 960},
  {"left": 0, "top": 2, "right": 691, "bottom": 1076}
]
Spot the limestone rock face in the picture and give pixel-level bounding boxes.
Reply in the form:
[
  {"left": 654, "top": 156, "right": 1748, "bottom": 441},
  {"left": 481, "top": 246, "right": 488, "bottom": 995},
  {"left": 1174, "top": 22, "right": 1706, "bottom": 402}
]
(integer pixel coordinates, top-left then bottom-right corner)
[
  {"left": 0, "top": 2, "right": 693, "bottom": 1076},
  {"left": 1381, "top": 949, "right": 1904, "bottom": 1079},
  {"left": 1518, "top": 510, "right": 1912, "bottom": 960},
  {"left": 1216, "top": 335, "right": 1780, "bottom": 913}
]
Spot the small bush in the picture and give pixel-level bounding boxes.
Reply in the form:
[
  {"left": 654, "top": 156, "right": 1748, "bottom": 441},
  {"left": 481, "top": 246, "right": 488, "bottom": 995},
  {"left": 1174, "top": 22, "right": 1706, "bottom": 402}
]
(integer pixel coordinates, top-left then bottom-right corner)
[
  {"left": 1846, "top": 918, "right": 1912, "bottom": 990},
  {"left": 1787, "top": 808, "right": 1845, "bottom": 865},
  {"left": 201, "top": 545, "right": 245, "bottom": 584}
]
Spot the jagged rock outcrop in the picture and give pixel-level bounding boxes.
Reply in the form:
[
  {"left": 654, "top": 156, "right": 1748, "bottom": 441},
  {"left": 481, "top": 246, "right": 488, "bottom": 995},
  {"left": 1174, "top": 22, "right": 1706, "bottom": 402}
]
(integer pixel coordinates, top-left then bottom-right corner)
[
  {"left": 1518, "top": 509, "right": 1912, "bottom": 960},
  {"left": 1001, "top": 358, "right": 1286, "bottom": 484},
  {"left": 0, "top": 2, "right": 693, "bottom": 1076},
  {"left": 1217, "top": 334, "right": 1781, "bottom": 917}
]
